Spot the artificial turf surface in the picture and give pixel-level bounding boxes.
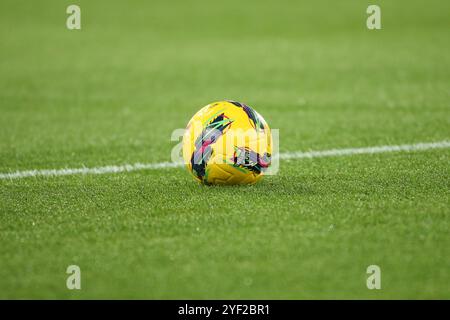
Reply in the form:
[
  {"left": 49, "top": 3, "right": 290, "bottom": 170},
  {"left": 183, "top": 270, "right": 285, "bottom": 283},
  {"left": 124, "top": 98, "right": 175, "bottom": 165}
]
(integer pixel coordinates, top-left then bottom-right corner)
[{"left": 0, "top": 0, "right": 449, "bottom": 299}]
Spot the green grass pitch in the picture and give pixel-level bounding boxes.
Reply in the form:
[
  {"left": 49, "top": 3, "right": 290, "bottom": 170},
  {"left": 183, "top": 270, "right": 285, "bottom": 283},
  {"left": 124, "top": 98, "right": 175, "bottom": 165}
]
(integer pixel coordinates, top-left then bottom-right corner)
[{"left": 0, "top": 0, "right": 449, "bottom": 299}]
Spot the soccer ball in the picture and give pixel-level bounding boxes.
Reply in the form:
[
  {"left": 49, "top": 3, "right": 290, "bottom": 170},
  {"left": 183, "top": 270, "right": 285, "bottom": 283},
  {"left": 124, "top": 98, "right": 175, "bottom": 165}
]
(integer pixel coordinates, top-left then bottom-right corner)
[{"left": 182, "top": 100, "right": 272, "bottom": 185}]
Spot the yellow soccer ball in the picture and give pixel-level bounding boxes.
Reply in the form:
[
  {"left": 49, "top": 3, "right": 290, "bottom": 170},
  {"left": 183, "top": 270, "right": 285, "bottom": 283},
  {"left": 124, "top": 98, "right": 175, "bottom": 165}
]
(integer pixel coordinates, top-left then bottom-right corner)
[{"left": 182, "top": 100, "right": 272, "bottom": 185}]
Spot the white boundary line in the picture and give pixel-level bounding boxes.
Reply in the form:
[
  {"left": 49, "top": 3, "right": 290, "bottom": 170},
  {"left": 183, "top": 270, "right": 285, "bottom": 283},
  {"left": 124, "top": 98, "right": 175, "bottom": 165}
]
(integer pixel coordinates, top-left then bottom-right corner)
[
  {"left": 0, "top": 140, "right": 449, "bottom": 180},
  {"left": 279, "top": 140, "right": 450, "bottom": 160}
]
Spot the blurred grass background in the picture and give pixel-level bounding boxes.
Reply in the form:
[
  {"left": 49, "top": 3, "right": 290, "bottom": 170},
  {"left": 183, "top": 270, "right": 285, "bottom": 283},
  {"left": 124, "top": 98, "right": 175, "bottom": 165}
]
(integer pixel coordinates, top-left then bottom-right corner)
[{"left": 0, "top": 0, "right": 449, "bottom": 298}]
